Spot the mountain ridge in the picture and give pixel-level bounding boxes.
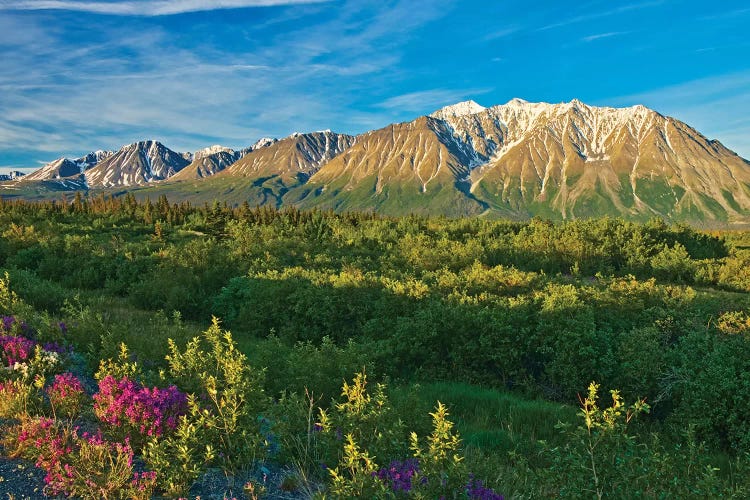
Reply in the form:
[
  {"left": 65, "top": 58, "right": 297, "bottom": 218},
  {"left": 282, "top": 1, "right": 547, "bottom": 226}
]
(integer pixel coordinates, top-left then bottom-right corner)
[{"left": 4, "top": 99, "right": 750, "bottom": 225}]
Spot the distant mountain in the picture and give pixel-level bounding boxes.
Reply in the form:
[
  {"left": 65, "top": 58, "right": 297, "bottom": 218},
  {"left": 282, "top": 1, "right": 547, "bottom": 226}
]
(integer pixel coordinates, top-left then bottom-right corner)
[
  {"left": 286, "top": 118, "right": 486, "bottom": 216},
  {"left": 16, "top": 141, "right": 190, "bottom": 189},
  {"left": 21, "top": 150, "right": 114, "bottom": 182},
  {"left": 0, "top": 171, "right": 25, "bottom": 181},
  {"left": 198, "top": 130, "right": 356, "bottom": 206},
  {"left": 83, "top": 141, "right": 191, "bottom": 187},
  {"left": 5, "top": 99, "right": 750, "bottom": 225},
  {"left": 170, "top": 146, "right": 250, "bottom": 181}
]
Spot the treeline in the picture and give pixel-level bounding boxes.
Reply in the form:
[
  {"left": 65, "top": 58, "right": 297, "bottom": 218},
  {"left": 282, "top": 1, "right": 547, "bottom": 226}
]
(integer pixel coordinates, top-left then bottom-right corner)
[{"left": 1, "top": 196, "right": 750, "bottom": 454}]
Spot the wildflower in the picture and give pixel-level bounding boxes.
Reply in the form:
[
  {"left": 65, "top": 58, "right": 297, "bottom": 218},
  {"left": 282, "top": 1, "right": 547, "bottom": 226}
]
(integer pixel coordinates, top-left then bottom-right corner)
[
  {"left": 373, "top": 459, "right": 420, "bottom": 492},
  {"left": 0, "top": 335, "right": 36, "bottom": 366},
  {"left": 93, "top": 375, "right": 188, "bottom": 438},
  {"left": 466, "top": 475, "right": 504, "bottom": 500},
  {"left": 47, "top": 373, "right": 86, "bottom": 418},
  {"left": 1, "top": 316, "right": 15, "bottom": 332}
]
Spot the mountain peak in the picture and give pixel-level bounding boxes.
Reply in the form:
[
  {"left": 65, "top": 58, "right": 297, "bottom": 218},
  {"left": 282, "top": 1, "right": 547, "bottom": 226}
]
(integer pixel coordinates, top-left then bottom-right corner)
[
  {"left": 124, "top": 139, "right": 162, "bottom": 150},
  {"left": 252, "top": 137, "right": 276, "bottom": 150},
  {"left": 505, "top": 97, "right": 529, "bottom": 106},
  {"left": 195, "top": 145, "right": 234, "bottom": 160},
  {"left": 430, "top": 100, "right": 486, "bottom": 119}
]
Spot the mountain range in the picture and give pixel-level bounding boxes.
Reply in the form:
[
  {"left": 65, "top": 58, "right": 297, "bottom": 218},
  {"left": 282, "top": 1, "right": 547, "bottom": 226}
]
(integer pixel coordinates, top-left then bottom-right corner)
[{"left": 3, "top": 98, "right": 750, "bottom": 224}]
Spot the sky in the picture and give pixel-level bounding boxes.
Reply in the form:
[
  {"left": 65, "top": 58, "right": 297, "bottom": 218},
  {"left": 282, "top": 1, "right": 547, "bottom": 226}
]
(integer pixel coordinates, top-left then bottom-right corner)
[{"left": 1, "top": 0, "right": 749, "bottom": 173}]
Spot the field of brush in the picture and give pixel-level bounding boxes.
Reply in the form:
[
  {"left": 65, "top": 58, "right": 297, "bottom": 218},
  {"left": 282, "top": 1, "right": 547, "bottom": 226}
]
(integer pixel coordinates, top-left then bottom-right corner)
[{"left": 1, "top": 196, "right": 749, "bottom": 498}]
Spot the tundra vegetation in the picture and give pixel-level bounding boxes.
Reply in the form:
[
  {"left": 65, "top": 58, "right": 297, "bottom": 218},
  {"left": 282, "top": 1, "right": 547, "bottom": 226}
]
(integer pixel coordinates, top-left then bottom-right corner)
[{"left": 0, "top": 194, "right": 749, "bottom": 498}]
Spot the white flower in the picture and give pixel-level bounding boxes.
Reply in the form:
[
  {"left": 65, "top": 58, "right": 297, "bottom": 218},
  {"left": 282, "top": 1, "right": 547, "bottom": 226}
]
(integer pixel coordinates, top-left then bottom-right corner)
[{"left": 11, "top": 362, "right": 29, "bottom": 377}]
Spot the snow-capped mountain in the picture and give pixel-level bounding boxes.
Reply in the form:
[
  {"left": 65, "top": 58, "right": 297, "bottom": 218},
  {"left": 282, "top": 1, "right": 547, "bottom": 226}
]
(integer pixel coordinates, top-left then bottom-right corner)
[
  {"left": 422, "top": 99, "right": 750, "bottom": 220},
  {"left": 0, "top": 171, "right": 24, "bottom": 182},
  {"left": 429, "top": 100, "right": 487, "bottom": 120},
  {"left": 194, "top": 145, "right": 235, "bottom": 160},
  {"left": 251, "top": 137, "right": 277, "bottom": 150},
  {"left": 7, "top": 99, "right": 750, "bottom": 224},
  {"left": 224, "top": 130, "right": 355, "bottom": 180},
  {"left": 171, "top": 145, "right": 248, "bottom": 181},
  {"left": 84, "top": 141, "right": 190, "bottom": 187},
  {"left": 21, "top": 150, "right": 114, "bottom": 182},
  {"left": 285, "top": 98, "right": 750, "bottom": 221}
]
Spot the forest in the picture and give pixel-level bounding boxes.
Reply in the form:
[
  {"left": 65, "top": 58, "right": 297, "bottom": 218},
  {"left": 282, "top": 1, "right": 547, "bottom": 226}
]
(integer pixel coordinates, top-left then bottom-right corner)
[{"left": 1, "top": 193, "right": 749, "bottom": 498}]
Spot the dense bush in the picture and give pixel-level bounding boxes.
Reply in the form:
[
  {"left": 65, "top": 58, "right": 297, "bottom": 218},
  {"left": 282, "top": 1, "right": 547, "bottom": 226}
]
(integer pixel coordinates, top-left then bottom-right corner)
[{"left": 1, "top": 198, "right": 750, "bottom": 497}]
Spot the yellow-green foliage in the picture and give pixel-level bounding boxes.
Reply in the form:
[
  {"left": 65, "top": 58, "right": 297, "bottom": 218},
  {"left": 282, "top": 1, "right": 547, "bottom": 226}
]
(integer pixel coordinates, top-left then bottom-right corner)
[
  {"left": 95, "top": 342, "right": 141, "bottom": 382},
  {"left": 143, "top": 395, "right": 216, "bottom": 497},
  {"left": 0, "top": 378, "right": 42, "bottom": 418},
  {"left": 165, "top": 317, "right": 267, "bottom": 472},
  {"left": 327, "top": 434, "right": 384, "bottom": 498}
]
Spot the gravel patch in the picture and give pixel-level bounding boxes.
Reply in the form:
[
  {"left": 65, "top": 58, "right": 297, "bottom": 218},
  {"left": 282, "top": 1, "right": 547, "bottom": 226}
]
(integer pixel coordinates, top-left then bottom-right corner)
[
  {"left": 0, "top": 456, "right": 316, "bottom": 499},
  {"left": 0, "top": 456, "right": 47, "bottom": 499}
]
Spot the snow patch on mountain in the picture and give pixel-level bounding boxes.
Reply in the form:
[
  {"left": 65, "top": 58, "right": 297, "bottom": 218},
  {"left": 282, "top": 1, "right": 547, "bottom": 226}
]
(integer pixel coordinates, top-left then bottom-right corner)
[
  {"left": 195, "top": 145, "right": 235, "bottom": 160},
  {"left": 430, "top": 100, "right": 486, "bottom": 120},
  {"left": 252, "top": 137, "right": 277, "bottom": 150}
]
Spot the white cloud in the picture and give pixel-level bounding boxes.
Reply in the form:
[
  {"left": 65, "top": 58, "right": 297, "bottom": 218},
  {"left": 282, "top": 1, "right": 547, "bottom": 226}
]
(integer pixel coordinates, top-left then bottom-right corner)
[
  {"left": 0, "top": 0, "right": 454, "bottom": 164},
  {"left": 0, "top": 0, "right": 330, "bottom": 16},
  {"left": 582, "top": 31, "right": 629, "bottom": 42},
  {"left": 482, "top": 26, "right": 520, "bottom": 41},
  {"left": 537, "top": 1, "right": 664, "bottom": 31}
]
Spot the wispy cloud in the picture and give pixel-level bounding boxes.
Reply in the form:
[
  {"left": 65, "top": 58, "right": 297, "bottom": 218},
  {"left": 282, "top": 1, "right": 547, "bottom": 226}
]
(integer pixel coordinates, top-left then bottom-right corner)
[
  {"left": 0, "top": 0, "right": 330, "bottom": 16},
  {"left": 700, "top": 7, "right": 750, "bottom": 21},
  {"left": 482, "top": 26, "right": 520, "bottom": 41},
  {"left": 0, "top": 0, "right": 454, "bottom": 164},
  {"left": 537, "top": 1, "right": 664, "bottom": 31},
  {"left": 582, "top": 31, "right": 629, "bottom": 42}
]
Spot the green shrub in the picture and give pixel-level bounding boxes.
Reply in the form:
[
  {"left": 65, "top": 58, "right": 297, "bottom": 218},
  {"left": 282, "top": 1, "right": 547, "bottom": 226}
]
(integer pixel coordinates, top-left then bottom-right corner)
[{"left": 165, "top": 317, "right": 268, "bottom": 472}]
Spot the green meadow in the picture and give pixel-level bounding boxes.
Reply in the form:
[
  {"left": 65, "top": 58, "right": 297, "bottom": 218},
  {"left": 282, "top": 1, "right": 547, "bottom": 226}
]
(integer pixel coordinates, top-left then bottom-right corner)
[{"left": 1, "top": 195, "right": 749, "bottom": 498}]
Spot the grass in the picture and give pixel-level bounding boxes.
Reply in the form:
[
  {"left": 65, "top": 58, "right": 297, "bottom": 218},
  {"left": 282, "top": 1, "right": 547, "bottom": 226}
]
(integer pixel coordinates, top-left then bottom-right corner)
[
  {"left": 393, "top": 381, "right": 578, "bottom": 456},
  {"left": 58, "top": 294, "right": 204, "bottom": 372}
]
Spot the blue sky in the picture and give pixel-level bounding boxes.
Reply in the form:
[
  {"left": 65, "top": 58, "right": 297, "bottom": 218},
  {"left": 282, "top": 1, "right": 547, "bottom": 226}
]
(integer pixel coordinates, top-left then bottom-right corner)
[{"left": 1, "top": 0, "right": 749, "bottom": 172}]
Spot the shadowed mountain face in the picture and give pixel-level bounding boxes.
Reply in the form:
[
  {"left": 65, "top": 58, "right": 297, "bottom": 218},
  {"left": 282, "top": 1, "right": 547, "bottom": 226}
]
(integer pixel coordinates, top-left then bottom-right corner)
[
  {"left": 206, "top": 131, "right": 357, "bottom": 206},
  {"left": 170, "top": 146, "right": 250, "bottom": 181},
  {"left": 7, "top": 99, "right": 750, "bottom": 224},
  {"left": 222, "top": 131, "right": 355, "bottom": 180}
]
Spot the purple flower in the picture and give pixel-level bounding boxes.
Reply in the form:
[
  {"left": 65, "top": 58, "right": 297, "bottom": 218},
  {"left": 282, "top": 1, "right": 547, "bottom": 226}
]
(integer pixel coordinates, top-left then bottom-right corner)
[
  {"left": 466, "top": 476, "right": 504, "bottom": 500},
  {"left": 373, "top": 459, "right": 420, "bottom": 492},
  {"left": 43, "top": 342, "right": 71, "bottom": 355},
  {"left": 1, "top": 316, "right": 14, "bottom": 332}
]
